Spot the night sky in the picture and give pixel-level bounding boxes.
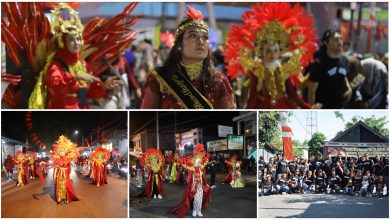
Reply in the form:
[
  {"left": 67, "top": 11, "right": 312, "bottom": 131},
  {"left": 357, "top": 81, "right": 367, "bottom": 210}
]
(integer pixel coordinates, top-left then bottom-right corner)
[
  {"left": 129, "top": 111, "right": 241, "bottom": 136},
  {"left": 2, "top": 111, "right": 127, "bottom": 145}
]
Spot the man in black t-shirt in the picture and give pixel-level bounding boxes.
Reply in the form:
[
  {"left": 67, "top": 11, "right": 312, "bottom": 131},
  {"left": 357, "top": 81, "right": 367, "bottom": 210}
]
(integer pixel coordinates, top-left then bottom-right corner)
[{"left": 307, "top": 29, "right": 352, "bottom": 108}]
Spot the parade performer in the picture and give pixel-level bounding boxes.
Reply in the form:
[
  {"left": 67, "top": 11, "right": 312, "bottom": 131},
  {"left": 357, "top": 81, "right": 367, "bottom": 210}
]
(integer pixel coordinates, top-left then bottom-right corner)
[
  {"left": 50, "top": 135, "right": 80, "bottom": 204},
  {"left": 169, "top": 152, "right": 186, "bottom": 184},
  {"left": 222, "top": 154, "right": 236, "bottom": 184},
  {"left": 90, "top": 147, "right": 110, "bottom": 186},
  {"left": 1, "top": 2, "right": 139, "bottom": 109},
  {"left": 141, "top": 5, "right": 236, "bottom": 109},
  {"left": 224, "top": 3, "right": 319, "bottom": 109},
  {"left": 230, "top": 157, "right": 246, "bottom": 188},
  {"left": 138, "top": 148, "right": 165, "bottom": 199},
  {"left": 169, "top": 144, "right": 211, "bottom": 217},
  {"left": 14, "top": 151, "right": 28, "bottom": 186},
  {"left": 27, "top": 151, "right": 38, "bottom": 179}
]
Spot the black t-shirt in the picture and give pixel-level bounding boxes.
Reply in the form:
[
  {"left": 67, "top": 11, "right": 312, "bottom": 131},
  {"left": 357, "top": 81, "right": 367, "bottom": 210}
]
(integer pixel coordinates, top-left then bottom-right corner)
[
  {"left": 316, "top": 176, "right": 325, "bottom": 185},
  {"left": 277, "top": 160, "right": 288, "bottom": 173},
  {"left": 329, "top": 175, "right": 340, "bottom": 185},
  {"left": 258, "top": 162, "right": 266, "bottom": 172},
  {"left": 342, "top": 175, "right": 351, "bottom": 187},
  {"left": 305, "top": 176, "right": 315, "bottom": 186},
  {"left": 263, "top": 180, "right": 273, "bottom": 188},
  {"left": 269, "top": 171, "right": 276, "bottom": 181},
  {"left": 308, "top": 50, "right": 349, "bottom": 108},
  {"left": 384, "top": 164, "right": 389, "bottom": 177},
  {"left": 363, "top": 160, "right": 373, "bottom": 172},
  {"left": 278, "top": 176, "right": 288, "bottom": 186},
  {"left": 289, "top": 162, "right": 297, "bottom": 173},
  {"left": 315, "top": 160, "right": 323, "bottom": 171}
]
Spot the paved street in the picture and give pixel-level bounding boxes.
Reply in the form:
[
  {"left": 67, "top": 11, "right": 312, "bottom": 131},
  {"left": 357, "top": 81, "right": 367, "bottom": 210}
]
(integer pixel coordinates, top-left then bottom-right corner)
[
  {"left": 2, "top": 169, "right": 128, "bottom": 218},
  {"left": 258, "top": 193, "right": 389, "bottom": 218},
  {"left": 130, "top": 173, "right": 257, "bottom": 218}
]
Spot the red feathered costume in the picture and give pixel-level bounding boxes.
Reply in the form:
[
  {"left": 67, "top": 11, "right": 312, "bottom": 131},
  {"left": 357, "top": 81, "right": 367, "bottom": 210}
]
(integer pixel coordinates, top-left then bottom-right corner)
[
  {"left": 90, "top": 147, "right": 110, "bottom": 186},
  {"left": 138, "top": 148, "right": 165, "bottom": 199},
  {"left": 53, "top": 163, "right": 79, "bottom": 204},
  {"left": 224, "top": 3, "right": 318, "bottom": 109},
  {"left": 169, "top": 143, "right": 211, "bottom": 217},
  {"left": 14, "top": 151, "right": 28, "bottom": 186}
]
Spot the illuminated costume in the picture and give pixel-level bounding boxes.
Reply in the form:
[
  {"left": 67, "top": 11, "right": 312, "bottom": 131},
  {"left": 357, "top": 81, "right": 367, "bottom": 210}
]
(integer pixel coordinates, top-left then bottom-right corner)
[
  {"left": 90, "top": 147, "right": 110, "bottom": 186},
  {"left": 1, "top": 2, "right": 139, "bottom": 109},
  {"left": 51, "top": 135, "right": 80, "bottom": 204},
  {"left": 169, "top": 152, "right": 185, "bottom": 184},
  {"left": 169, "top": 144, "right": 211, "bottom": 217},
  {"left": 27, "top": 151, "right": 38, "bottom": 179},
  {"left": 222, "top": 154, "right": 236, "bottom": 184},
  {"left": 224, "top": 3, "right": 318, "bottom": 109},
  {"left": 14, "top": 151, "right": 28, "bottom": 186},
  {"left": 230, "top": 160, "right": 245, "bottom": 188},
  {"left": 139, "top": 148, "right": 165, "bottom": 199},
  {"left": 141, "top": 5, "right": 236, "bottom": 109}
]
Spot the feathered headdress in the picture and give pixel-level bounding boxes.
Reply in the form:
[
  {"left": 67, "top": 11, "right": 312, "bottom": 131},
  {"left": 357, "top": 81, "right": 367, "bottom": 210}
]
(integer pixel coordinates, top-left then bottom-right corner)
[
  {"left": 224, "top": 3, "right": 318, "bottom": 79},
  {"left": 15, "top": 150, "right": 26, "bottom": 162},
  {"left": 140, "top": 148, "right": 164, "bottom": 173},
  {"left": 27, "top": 151, "right": 37, "bottom": 160},
  {"left": 175, "top": 5, "right": 208, "bottom": 39},
  {"left": 91, "top": 147, "right": 111, "bottom": 166},
  {"left": 51, "top": 135, "right": 80, "bottom": 165},
  {"left": 180, "top": 144, "right": 209, "bottom": 168},
  {"left": 51, "top": 3, "right": 84, "bottom": 49}
]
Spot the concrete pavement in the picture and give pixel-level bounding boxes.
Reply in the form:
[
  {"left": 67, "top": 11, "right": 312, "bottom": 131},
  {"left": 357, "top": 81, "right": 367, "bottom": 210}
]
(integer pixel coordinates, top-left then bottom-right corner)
[
  {"left": 130, "top": 173, "right": 257, "bottom": 218},
  {"left": 258, "top": 193, "right": 389, "bottom": 218},
  {"left": 2, "top": 169, "right": 128, "bottom": 218}
]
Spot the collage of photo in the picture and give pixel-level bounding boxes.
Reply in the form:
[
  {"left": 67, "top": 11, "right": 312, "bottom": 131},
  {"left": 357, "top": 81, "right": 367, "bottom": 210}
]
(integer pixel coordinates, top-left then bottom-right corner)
[{"left": 1, "top": 1, "right": 389, "bottom": 219}]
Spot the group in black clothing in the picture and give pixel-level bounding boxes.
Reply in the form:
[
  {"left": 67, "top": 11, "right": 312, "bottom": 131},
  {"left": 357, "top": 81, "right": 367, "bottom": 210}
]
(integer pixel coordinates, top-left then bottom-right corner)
[{"left": 259, "top": 153, "right": 389, "bottom": 197}]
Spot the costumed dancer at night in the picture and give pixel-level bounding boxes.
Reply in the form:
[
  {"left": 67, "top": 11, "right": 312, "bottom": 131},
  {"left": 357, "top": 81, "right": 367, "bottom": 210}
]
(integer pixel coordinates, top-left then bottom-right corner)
[
  {"left": 222, "top": 154, "right": 237, "bottom": 184},
  {"left": 38, "top": 135, "right": 80, "bottom": 204},
  {"left": 224, "top": 3, "right": 321, "bottom": 109},
  {"left": 230, "top": 157, "right": 245, "bottom": 188},
  {"left": 170, "top": 152, "right": 184, "bottom": 184},
  {"left": 27, "top": 151, "right": 38, "bottom": 179},
  {"left": 168, "top": 144, "right": 211, "bottom": 217},
  {"left": 138, "top": 148, "right": 165, "bottom": 199},
  {"left": 90, "top": 147, "right": 110, "bottom": 186},
  {"left": 141, "top": 5, "right": 236, "bottom": 109},
  {"left": 13, "top": 151, "right": 28, "bottom": 186},
  {"left": 1, "top": 2, "right": 139, "bottom": 109}
]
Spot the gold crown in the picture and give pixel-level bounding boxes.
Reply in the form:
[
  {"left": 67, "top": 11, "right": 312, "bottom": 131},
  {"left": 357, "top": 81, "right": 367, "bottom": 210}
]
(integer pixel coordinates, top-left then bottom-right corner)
[
  {"left": 175, "top": 20, "right": 209, "bottom": 39},
  {"left": 51, "top": 3, "right": 84, "bottom": 48}
]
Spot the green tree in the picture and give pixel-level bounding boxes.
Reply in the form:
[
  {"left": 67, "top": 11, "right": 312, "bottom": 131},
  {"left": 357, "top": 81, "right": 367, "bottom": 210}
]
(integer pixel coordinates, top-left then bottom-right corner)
[
  {"left": 258, "top": 111, "right": 280, "bottom": 143},
  {"left": 308, "top": 132, "right": 326, "bottom": 157}
]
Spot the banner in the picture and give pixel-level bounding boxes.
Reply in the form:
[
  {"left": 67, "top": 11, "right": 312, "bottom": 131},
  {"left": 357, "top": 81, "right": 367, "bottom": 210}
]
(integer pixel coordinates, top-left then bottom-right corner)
[
  {"left": 227, "top": 134, "right": 244, "bottom": 150},
  {"left": 279, "top": 112, "right": 293, "bottom": 161}
]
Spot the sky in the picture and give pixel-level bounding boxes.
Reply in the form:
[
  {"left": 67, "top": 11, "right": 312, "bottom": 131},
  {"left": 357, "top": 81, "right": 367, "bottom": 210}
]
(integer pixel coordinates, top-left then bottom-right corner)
[{"left": 288, "top": 110, "right": 389, "bottom": 143}]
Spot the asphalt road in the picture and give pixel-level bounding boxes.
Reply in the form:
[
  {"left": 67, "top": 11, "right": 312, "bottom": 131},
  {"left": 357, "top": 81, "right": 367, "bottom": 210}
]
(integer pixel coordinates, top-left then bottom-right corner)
[
  {"left": 258, "top": 193, "right": 389, "bottom": 218},
  {"left": 2, "top": 168, "right": 128, "bottom": 218},
  {"left": 130, "top": 173, "right": 257, "bottom": 218}
]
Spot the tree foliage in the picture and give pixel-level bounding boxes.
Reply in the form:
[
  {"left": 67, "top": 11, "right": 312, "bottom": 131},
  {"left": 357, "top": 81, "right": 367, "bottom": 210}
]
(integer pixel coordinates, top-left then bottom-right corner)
[
  {"left": 258, "top": 111, "right": 280, "bottom": 144},
  {"left": 308, "top": 132, "right": 327, "bottom": 157}
]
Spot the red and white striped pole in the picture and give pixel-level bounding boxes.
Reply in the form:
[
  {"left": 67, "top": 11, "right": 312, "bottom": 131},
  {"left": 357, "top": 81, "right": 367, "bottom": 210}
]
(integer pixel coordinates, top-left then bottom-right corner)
[{"left": 279, "top": 111, "right": 293, "bottom": 161}]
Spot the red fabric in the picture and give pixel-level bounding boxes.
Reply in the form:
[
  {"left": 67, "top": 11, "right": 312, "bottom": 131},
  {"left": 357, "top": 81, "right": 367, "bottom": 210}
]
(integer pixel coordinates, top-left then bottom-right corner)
[
  {"left": 141, "top": 71, "right": 236, "bottom": 109},
  {"left": 45, "top": 49, "right": 106, "bottom": 109},
  {"left": 175, "top": 165, "right": 185, "bottom": 184},
  {"left": 92, "top": 164, "right": 108, "bottom": 186},
  {"left": 169, "top": 169, "right": 211, "bottom": 218},
  {"left": 222, "top": 164, "right": 233, "bottom": 184},
  {"left": 53, "top": 164, "right": 79, "bottom": 203},
  {"left": 139, "top": 169, "right": 164, "bottom": 198},
  {"left": 111, "top": 56, "right": 140, "bottom": 90},
  {"left": 282, "top": 138, "right": 293, "bottom": 161},
  {"left": 247, "top": 73, "right": 311, "bottom": 109}
]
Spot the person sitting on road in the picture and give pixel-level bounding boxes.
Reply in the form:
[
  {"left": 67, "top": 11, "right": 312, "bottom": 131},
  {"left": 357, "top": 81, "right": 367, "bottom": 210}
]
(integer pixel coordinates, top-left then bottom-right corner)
[
  {"left": 315, "top": 169, "right": 326, "bottom": 193},
  {"left": 275, "top": 173, "right": 289, "bottom": 195},
  {"left": 303, "top": 170, "right": 315, "bottom": 193},
  {"left": 262, "top": 174, "right": 275, "bottom": 196},
  {"left": 327, "top": 169, "right": 342, "bottom": 194},
  {"left": 287, "top": 170, "right": 300, "bottom": 193},
  {"left": 352, "top": 169, "right": 363, "bottom": 196}
]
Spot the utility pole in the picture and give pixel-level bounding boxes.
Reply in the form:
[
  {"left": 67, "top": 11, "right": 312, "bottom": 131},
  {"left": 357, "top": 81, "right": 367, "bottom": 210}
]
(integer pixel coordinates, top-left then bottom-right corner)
[
  {"left": 305, "top": 112, "right": 318, "bottom": 141},
  {"left": 156, "top": 112, "right": 160, "bottom": 150}
]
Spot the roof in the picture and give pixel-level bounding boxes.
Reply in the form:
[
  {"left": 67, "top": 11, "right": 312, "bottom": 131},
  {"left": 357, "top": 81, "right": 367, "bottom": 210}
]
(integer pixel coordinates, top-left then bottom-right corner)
[{"left": 331, "top": 120, "right": 389, "bottom": 143}]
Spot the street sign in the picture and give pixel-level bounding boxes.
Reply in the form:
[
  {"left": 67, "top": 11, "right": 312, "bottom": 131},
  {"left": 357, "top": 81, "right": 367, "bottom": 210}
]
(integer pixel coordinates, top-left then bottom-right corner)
[
  {"left": 227, "top": 134, "right": 244, "bottom": 150},
  {"left": 218, "top": 125, "right": 233, "bottom": 137}
]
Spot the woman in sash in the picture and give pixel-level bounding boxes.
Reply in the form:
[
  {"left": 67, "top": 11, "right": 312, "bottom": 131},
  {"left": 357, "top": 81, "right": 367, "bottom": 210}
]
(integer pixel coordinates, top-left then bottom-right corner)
[{"left": 141, "top": 5, "right": 236, "bottom": 109}]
